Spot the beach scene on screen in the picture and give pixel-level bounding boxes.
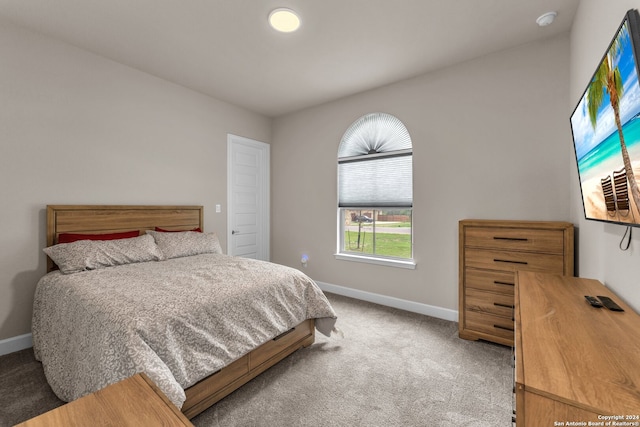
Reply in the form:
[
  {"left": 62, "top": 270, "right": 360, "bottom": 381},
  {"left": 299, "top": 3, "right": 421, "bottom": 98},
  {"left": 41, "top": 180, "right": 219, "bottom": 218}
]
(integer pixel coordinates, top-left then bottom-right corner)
[{"left": 571, "top": 18, "right": 640, "bottom": 223}]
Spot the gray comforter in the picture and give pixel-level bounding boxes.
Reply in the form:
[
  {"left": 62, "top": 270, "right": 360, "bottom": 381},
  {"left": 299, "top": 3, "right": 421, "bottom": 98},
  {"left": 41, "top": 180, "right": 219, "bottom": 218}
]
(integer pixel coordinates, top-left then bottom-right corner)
[{"left": 32, "top": 253, "right": 337, "bottom": 408}]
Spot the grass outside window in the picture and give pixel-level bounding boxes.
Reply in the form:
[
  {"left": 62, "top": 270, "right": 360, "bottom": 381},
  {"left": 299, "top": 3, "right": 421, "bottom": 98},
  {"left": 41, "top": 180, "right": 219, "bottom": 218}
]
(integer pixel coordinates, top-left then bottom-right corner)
[{"left": 341, "top": 209, "right": 412, "bottom": 260}]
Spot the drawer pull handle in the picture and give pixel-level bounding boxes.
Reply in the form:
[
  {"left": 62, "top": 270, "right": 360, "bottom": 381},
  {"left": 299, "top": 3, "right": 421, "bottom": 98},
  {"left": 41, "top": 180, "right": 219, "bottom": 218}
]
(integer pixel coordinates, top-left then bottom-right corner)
[
  {"left": 493, "top": 236, "right": 528, "bottom": 241},
  {"left": 273, "top": 327, "right": 295, "bottom": 341},
  {"left": 494, "top": 259, "right": 528, "bottom": 265},
  {"left": 494, "top": 302, "right": 515, "bottom": 309},
  {"left": 494, "top": 280, "right": 515, "bottom": 286},
  {"left": 494, "top": 324, "right": 514, "bottom": 332}
]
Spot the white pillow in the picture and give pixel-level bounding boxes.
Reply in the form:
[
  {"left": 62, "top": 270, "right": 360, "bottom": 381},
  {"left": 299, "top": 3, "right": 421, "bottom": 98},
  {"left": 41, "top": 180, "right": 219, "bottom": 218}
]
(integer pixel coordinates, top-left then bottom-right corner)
[
  {"left": 44, "top": 234, "right": 163, "bottom": 274},
  {"left": 146, "top": 230, "right": 223, "bottom": 259}
]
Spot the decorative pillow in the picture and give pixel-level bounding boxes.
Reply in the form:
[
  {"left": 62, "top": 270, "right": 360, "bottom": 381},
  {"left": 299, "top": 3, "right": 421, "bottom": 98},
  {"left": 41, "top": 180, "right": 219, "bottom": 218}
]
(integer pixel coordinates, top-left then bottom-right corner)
[
  {"left": 44, "top": 234, "right": 163, "bottom": 274},
  {"left": 146, "top": 230, "right": 222, "bottom": 259},
  {"left": 57, "top": 230, "right": 139, "bottom": 244},
  {"left": 154, "top": 227, "right": 202, "bottom": 233}
]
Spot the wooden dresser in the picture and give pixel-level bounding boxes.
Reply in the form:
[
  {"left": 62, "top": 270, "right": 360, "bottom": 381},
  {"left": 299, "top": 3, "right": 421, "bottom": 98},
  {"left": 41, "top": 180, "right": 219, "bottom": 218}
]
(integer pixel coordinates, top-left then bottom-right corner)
[
  {"left": 15, "top": 373, "right": 193, "bottom": 427},
  {"left": 515, "top": 272, "right": 640, "bottom": 425},
  {"left": 458, "top": 219, "right": 573, "bottom": 346}
]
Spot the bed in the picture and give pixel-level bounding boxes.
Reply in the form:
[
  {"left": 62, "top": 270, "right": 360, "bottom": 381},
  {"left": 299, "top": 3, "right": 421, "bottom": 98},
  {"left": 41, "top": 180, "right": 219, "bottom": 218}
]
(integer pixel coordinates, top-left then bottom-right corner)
[{"left": 33, "top": 205, "right": 337, "bottom": 419}]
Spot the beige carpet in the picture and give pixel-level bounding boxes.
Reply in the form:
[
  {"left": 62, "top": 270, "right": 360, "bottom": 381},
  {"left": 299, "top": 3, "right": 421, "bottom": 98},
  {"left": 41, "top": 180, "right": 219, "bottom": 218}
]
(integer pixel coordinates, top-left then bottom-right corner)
[{"left": 0, "top": 293, "right": 513, "bottom": 426}]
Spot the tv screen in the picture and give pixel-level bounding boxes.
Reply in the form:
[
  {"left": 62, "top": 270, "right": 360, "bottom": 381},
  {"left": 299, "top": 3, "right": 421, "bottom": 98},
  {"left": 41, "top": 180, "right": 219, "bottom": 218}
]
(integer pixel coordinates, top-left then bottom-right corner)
[{"left": 570, "top": 9, "right": 640, "bottom": 226}]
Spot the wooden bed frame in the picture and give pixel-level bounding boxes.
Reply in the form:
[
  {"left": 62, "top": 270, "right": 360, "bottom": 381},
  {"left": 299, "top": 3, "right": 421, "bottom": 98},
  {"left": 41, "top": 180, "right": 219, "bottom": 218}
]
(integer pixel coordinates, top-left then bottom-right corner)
[{"left": 45, "top": 205, "right": 315, "bottom": 419}]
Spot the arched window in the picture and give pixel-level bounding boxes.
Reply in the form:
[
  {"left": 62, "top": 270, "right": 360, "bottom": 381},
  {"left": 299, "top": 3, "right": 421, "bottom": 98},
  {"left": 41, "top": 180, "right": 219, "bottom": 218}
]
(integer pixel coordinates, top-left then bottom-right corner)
[{"left": 337, "top": 113, "right": 414, "bottom": 267}]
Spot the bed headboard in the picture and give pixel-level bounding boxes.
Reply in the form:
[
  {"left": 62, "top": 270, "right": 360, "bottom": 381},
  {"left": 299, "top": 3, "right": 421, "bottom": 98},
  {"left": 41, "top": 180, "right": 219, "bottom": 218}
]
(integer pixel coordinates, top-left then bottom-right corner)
[{"left": 46, "top": 205, "right": 204, "bottom": 272}]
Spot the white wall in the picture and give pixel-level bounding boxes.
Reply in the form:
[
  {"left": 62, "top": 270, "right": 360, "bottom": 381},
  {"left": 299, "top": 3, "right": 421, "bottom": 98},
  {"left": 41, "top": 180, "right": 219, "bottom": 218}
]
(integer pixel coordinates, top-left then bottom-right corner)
[
  {"left": 271, "top": 34, "right": 572, "bottom": 314},
  {"left": 569, "top": 0, "right": 640, "bottom": 312},
  {"left": 0, "top": 18, "right": 271, "bottom": 341}
]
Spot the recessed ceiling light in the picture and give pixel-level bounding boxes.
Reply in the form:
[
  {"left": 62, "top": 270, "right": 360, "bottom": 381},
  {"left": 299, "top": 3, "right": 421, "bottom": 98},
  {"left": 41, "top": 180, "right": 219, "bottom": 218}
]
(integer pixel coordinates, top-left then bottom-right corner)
[
  {"left": 536, "top": 11, "right": 557, "bottom": 27},
  {"left": 269, "top": 8, "right": 301, "bottom": 33}
]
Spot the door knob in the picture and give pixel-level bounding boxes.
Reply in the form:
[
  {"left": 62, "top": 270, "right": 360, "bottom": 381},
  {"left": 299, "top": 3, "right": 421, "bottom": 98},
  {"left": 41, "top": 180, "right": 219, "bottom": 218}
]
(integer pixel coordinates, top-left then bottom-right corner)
[{"left": 232, "top": 230, "right": 239, "bottom": 235}]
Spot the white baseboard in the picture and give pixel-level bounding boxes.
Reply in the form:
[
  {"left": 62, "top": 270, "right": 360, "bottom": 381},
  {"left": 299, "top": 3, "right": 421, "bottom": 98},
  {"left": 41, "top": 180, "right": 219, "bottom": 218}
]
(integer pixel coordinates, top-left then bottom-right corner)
[
  {"left": 0, "top": 333, "right": 32, "bottom": 356},
  {"left": 316, "top": 281, "right": 458, "bottom": 322}
]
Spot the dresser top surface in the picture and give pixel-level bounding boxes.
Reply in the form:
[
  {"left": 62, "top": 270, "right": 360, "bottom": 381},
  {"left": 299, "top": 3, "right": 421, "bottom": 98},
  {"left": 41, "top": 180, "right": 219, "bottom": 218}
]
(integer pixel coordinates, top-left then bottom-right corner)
[
  {"left": 459, "top": 219, "right": 574, "bottom": 229},
  {"left": 515, "top": 271, "right": 640, "bottom": 414},
  {"left": 17, "top": 373, "right": 193, "bottom": 427}
]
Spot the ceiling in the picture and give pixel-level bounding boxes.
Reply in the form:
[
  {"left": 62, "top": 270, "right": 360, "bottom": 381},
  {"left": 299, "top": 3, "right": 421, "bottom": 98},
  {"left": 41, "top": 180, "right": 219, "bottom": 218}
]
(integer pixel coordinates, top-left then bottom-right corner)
[{"left": 0, "top": 0, "right": 580, "bottom": 117}]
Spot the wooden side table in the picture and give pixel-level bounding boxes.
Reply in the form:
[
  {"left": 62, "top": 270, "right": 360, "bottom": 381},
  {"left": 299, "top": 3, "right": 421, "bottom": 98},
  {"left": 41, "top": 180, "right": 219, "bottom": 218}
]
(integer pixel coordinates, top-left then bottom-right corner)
[{"left": 15, "top": 373, "right": 193, "bottom": 427}]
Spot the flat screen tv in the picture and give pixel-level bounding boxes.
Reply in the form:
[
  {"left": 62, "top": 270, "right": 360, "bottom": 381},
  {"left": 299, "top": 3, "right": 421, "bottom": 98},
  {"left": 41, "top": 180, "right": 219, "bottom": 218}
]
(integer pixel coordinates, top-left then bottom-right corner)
[{"left": 570, "top": 9, "right": 640, "bottom": 226}]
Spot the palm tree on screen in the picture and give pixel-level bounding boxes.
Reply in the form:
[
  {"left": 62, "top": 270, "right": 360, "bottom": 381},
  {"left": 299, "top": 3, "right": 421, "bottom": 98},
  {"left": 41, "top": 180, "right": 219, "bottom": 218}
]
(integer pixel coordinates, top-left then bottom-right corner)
[{"left": 587, "top": 20, "right": 640, "bottom": 215}]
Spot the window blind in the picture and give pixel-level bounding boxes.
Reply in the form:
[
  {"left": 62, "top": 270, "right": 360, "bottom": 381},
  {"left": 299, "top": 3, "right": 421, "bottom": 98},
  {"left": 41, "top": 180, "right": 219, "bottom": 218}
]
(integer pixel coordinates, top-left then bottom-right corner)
[
  {"left": 338, "top": 112, "right": 413, "bottom": 208},
  {"left": 338, "top": 151, "right": 412, "bottom": 207}
]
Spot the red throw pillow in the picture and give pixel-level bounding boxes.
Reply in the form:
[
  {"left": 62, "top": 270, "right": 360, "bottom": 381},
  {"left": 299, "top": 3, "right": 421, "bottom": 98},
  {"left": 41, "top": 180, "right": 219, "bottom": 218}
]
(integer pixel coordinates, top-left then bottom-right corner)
[
  {"left": 154, "top": 227, "right": 202, "bottom": 233},
  {"left": 57, "top": 230, "right": 140, "bottom": 244}
]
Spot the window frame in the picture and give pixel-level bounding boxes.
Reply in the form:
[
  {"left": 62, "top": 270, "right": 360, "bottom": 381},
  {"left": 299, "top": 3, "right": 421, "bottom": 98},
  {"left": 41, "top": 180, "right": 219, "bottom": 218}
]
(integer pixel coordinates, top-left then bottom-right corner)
[
  {"left": 335, "top": 207, "right": 415, "bottom": 269},
  {"left": 335, "top": 112, "right": 415, "bottom": 269}
]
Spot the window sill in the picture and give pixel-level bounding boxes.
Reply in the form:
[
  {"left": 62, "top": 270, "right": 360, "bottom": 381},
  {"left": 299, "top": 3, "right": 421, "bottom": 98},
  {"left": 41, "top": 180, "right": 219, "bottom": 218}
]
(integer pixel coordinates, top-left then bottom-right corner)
[{"left": 334, "top": 253, "right": 416, "bottom": 269}]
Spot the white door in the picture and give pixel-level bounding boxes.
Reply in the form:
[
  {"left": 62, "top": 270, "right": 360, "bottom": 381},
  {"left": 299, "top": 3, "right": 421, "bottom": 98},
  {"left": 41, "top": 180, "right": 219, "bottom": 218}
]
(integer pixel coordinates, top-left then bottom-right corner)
[{"left": 227, "top": 134, "right": 270, "bottom": 260}]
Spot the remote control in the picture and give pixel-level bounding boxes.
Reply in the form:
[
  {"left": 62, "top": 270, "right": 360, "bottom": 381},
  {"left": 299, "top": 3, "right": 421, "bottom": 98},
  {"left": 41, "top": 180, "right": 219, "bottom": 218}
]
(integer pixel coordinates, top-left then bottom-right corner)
[
  {"left": 597, "top": 296, "right": 624, "bottom": 312},
  {"left": 584, "top": 295, "right": 603, "bottom": 308}
]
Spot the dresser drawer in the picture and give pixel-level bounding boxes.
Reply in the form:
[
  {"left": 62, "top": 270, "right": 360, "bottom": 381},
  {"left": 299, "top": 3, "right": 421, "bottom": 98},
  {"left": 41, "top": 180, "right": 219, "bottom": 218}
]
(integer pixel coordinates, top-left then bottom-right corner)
[
  {"left": 465, "top": 248, "right": 565, "bottom": 274},
  {"left": 465, "top": 310, "right": 514, "bottom": 341},
  {"left": 465, "top": 288, "right": 514, "bottom": 318},
  {"left": 464, "top": 227, "right": 565, "bottom": 254},
  {"left": 464, "top": 268, "right": 515, "bottom": 295}
]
